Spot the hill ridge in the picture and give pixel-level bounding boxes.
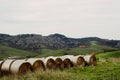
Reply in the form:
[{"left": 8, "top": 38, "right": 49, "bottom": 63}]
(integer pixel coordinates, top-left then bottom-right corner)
[{"left": 0, "top": 33, "right": 120, "bottom": 52}]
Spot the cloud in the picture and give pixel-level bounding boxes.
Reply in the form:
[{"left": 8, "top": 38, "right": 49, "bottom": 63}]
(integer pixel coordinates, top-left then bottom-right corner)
[{"left": 0, "top": 0, "right": 120, "bottom": 39}]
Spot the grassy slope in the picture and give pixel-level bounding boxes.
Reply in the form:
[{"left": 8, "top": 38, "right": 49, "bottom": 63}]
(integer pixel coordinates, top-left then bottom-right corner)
[
  {"left": 37, "top": 48, "right": 64, "bottom": 57},
  {"left": 0, "top": 46, "right": 37, "bottom": 59},
  {"left": 38, "top": 41, "right": 118, "bottom": 57},
  {"left": 97, "top": 51, "right": 120, "bottom": 58},
  {"left": 0, "top": 41, "right": 117, "bottom": 58}
]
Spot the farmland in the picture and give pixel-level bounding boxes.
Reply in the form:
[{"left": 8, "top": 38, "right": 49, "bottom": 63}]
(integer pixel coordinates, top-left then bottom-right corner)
[
  {"left": 0, "top": 40, "right": 118, "bottom": 59},
  {"left": 0, "top": 45, "right": 37, "bottom": 59},
  {"left": 0, "top": 39, "right": 120, "bottom": 80},
  {"left": 0, "top": 51, "right": 120, "bottom": 80}
]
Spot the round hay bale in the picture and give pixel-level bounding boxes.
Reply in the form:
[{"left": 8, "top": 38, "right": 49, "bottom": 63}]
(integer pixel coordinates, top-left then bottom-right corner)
[
  {"left": 84, "top": 54, "right": 97, "bottom": 66},
  {"left": 44, "top": 57, "right": 57, "bottom": 70},
  {"left": 76, "top": 56, "right": 86, "bottom": 66},
  {"left": 26, "top": 58, "right": 45, "bottom": 71},
  {"left": 59, "top": 55, "right": 74, "bottom": 61},
  {"left": 61, "top": 55, "right": 74, "bottom": 59},
  {"left": 0, "top": 60, "right": 4, "bottom": 76},
  {"left": 55, "top": 58, "right": 64, "bottom": 70},
  {"left": 45, "top": 56, "right": 64, "bottom": 70},
  {"left": 0, "top": 61, "right": 4, "bottom": 71},
  {"left": 42, "top": 56, "right": 54, "bottom": 65},
  {"left": 10, "top": 60, "right": 32, "bottom": 74},
  {"left": 65, "top": 55, "right": 86, "bottom": 67},
  {"left": 60, "top": 55, "right": 74, "bottom": 68},
  {"left": 71, "top": 55, "right": 86, "bottom": 67},
  {"left": 1, "top": 59, "right": 16, "bottom": 74},
  {"left": 63, "top": 58, "right": 73, "bottom": 69}
]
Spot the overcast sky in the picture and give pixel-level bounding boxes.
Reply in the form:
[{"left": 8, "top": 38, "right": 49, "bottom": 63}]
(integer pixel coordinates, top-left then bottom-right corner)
[{"left": 0, "top": 0, "right": 120, "bottom": 40}]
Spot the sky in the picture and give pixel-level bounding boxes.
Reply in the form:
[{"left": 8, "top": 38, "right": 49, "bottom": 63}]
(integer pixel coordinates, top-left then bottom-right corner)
[{"left": 0, "top": 0, "right": 120, "bottom": 40}]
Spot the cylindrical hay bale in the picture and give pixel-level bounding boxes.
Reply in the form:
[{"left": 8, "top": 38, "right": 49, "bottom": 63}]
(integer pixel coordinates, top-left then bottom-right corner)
[
  {"left": 61, "top": 55, "right": 74, "bottom": 59},
  {"left": 26, "top": 58, "right": 45, "bottom": 71},
  {"left": 10, "top": 60, "right": 32, "bottom": 74},
  {"left": 0, "top": 61, "right": 3, "bottom": 69},
  {"left": 0, "top": 61, "right": 4, "bottom": 76},
  {"left": 76, "top": 56, "right": 86, "bottom": 66},
  {"left": 44, "top": 56, "right": 57, "bottom": 70},
  {"left": 0, "top": 61, "right": 4, "bottom": 70},
  {"left": 1, "top": 59, "right": 16, "bottom": 74},
  {"left": 42, "top": 56, "right": 54, "bottom": 65},
  {"left": 83, "top": 54, "right": 97, "bottom": 66},
  {"left": 60, "top": 56, "right": 73, "bottom": 69},
  {"left": 54, "top": 57, "right": 64, "bottom": 70},
  {"left": 63, "top": 58, "right": 73, "bottom": 68},
  {"left": 71, "top": 55, "right": 86, "bottom": 67},
  {"left": 41, "top": 57, "right": 52, "bottom": 67},
  {"left": 46, "top": 56, "right": 64, "bottom": 70}
]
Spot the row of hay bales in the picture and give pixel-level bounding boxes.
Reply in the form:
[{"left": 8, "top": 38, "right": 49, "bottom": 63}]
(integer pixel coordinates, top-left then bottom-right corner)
[{"left": 0, "top": 54, "right": 96, "bottom": 76}]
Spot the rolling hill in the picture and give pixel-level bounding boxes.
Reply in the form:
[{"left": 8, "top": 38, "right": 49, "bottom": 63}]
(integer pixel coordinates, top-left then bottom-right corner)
[
  {"left": 0, "top": 45, "right": 37, "bottom": 59},
  {"left": 0, "top": 33, "right": 120, "bottom": 52},
  {"left": 37, "top": 41, "right": 118, "bottom": 57},
  {"left": 0, "top": 34, "right": 120, "bottom": 80},
  {"left": 0, "top": 33, "right": 120, "bottom": 58}
]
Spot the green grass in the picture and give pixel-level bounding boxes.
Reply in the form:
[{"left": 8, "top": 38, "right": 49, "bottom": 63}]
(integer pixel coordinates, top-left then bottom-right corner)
[
  {"left": 1, "top": 47, "right": 120, "bottom": 80},
  {"left": 0, "top": 42, "right": 120, "bottom": 80},
  {"left": 97, "top": 51, "right": 120, "bottom": 58},
  {"left": 38, "top": 41, "right": 118, "bottom": 57},
  {"left": 0, "top": 41, "right": 118, "bottom": 58},
  {"left": 1, "top": 59, "right": 120, "bottom": 80},
  {"left": 0, "top": 40, "right": 118, "bottom": 59},
  {"left": 37, "top": 48, "right": 64, "bottom": 57},
  {"left": 0, "top": 46, "right": 37, "bottom": 59}
]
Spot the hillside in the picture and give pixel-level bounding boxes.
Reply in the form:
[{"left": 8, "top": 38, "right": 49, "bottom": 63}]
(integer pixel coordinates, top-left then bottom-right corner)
[
  {"left": 38, "top": 41, "right": 118, "bottom": 57},
  {"left": 0, "top": 33, "right": 120, "bottom": 53},
  {"left": 0, "top": 45, "right": 37, "bottom": 59},
  {"left": 0, "top": 39, "right": 118, "bottom": 58},
  {"left": 97, "top": 51, "right": 120, "bottom": 58}
]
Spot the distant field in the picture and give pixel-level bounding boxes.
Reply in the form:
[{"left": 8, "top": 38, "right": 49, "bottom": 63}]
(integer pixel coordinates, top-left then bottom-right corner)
[
  {"left": 0, "top": 41, "right": 118, "bottom": 58},
  {"left": 37, "top": 48, "right": 64, "bottom": 57},
  {"left": 38, "top": 41, "right": 118, "bottom": 57},
  {"left": 0, "top": 45, "right": 37, "bottom": 59}
]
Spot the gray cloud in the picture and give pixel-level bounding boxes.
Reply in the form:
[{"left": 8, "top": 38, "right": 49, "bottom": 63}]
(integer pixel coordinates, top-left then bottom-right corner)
[{"left": 0, "top": 0, "right": 120, "bottom": 39}]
